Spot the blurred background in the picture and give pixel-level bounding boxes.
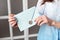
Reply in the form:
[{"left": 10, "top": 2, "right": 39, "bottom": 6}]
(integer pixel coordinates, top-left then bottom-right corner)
[{"left": 0, "top": 0, "right": 40, "bottom": 40}]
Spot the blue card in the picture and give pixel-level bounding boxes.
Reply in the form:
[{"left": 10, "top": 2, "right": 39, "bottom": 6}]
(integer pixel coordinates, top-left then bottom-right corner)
[{"left": 14, "top": 6, "right": 40, "bottom": 31}]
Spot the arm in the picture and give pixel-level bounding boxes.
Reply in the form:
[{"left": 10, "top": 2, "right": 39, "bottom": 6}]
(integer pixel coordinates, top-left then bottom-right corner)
[
  {"left": 51, "top": 20, "right": 60, "bottom": 28},
  {"left": 35, "top": 15, "right": 60, "bottom": 28}
]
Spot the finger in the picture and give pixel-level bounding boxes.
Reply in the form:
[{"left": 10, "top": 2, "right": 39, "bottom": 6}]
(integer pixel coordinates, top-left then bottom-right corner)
[
  {"left": 10, "top": 21, "right": 17, "bottom": 27},
  {"left": 12, "top": 22, "right": 18, "bottom": 28},
  {"left": 35, "top": 17, "right": 42, "bottom": 23},
  {"left": 37, "top": 19, "right": 43, "bottom": 25},
  {"left": 11, "top": 23, "right": 16, "bottom": 27},
  {"left": 40, "top": 21, "right": 46, "bottom": 26},
  {"left": 9, "top": 14, "right": 15, "bottom": 17},
  {"left": 9, "top": 16, "right": 15, "bottom": 19},
  {"left": 8, "top": 18, "right": 16, "bottom": 22},
  {"left": 8, "top": 14, "right": 15, "bottom": 19},
  {"left": 10, "top": 21, "right": 16, "bottom": 25},
  {"left": 8, "top": 16, "right": 16, "bottom": 22}
]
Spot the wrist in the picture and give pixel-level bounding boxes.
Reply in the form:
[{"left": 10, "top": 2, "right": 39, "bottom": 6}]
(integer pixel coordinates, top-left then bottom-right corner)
[{"left": 51, "top": 20, "right": 56, "bottom": 26}]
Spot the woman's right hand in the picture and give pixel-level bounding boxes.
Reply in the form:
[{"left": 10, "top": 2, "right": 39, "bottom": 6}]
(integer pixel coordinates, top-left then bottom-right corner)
[{"left": 8, "top": 14, "right": 18, "bottom": 27}]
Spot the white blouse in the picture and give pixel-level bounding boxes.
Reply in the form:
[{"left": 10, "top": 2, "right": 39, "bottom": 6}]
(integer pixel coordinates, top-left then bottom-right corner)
[{"left": 35, "top": 0, "right": 60, "bottom": 40}]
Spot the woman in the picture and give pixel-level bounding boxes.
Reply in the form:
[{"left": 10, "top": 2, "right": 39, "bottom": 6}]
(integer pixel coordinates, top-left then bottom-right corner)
[{"left": 8, "top": 0, "right": 60, "bottom": 40}]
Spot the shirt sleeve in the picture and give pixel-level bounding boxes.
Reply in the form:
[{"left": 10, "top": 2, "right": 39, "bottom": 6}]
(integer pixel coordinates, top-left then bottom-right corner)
[
  {"left": 35, "top": 0, "right": 45, "bottom": 15},
  {"left": 33, "top": 0, "right": 45, "bottom": 20}
]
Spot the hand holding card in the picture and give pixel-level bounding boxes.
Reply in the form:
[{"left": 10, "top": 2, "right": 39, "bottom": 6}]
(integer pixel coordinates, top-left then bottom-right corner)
[{"left": 14, "top": 6, "right": 40, "bottom": 31}]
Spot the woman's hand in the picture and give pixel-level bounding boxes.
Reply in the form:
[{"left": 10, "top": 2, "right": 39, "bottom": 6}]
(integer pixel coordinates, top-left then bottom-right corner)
[
  {"left": 35, "top": 15, "right": 53, "bottom": 26},
  {"left": 8, "top": 14, "right": 18, "bottom": 28}
]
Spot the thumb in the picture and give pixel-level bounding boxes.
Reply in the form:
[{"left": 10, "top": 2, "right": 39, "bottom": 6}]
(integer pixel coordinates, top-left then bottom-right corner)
[{"left": 9, "top": 14, "right": 15, "bottom": 17}]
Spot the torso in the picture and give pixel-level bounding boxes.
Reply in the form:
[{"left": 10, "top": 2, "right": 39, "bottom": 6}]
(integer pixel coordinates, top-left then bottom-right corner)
[{"left": 45, "top": 2, "right": 60, "bottom": 22}]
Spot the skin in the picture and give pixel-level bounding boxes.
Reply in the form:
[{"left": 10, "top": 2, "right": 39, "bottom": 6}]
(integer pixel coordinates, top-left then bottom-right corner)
[
  {"left": 8, "top": 14, "right": 60, "bottom": 28},
  {"left": 8, "top": 14, "right": 18, "bottom": 28},
  {"left": 35, "top": 15, "right": 52, "bottom": 26},
  {"left": 35, "top": 15, "right": 60, "bottom": 28},
  {"left": 8, "top": 0, "right": 60, "bottom": 28}
]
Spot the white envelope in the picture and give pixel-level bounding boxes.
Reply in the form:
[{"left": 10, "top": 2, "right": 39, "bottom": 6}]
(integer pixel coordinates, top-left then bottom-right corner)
[{"left": 14, "top": 6, "right": 40, "bottom": 31}]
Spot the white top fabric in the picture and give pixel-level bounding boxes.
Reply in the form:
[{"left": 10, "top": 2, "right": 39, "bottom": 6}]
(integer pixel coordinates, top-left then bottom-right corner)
[{"left": 35, "top": 0, "right": 60, "bottom": 40}]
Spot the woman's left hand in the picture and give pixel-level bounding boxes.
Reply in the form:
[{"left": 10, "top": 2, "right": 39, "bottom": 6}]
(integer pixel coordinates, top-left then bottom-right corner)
[{"left": 35, "top": 15, "right": 53, "bottom": 26}]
